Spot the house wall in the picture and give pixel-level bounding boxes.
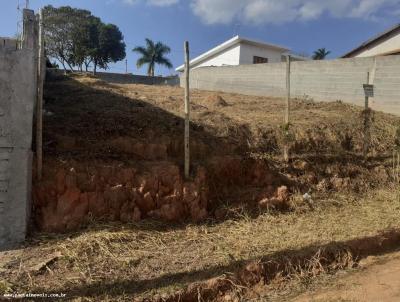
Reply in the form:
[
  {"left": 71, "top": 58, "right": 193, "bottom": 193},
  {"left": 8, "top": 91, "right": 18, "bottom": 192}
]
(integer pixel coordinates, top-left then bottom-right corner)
[
  {"left": 192, "top": 44, "right": 241, "bottom": 69},
  {"left": 183, "top": 55, "right": 400, "bottom": 115},
  {"left": 353, "top": 31, "right": 400, "bottom": 57},
  {"left": 190, "top": 43, "right": 285, "bottom": 70},
  {"left": 239, "top": 43, "right": 285, "bottom": 64}
]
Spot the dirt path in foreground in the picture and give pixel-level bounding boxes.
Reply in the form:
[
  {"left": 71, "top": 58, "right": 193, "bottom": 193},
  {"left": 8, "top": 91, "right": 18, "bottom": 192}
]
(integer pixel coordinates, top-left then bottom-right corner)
[{"left": 291, "top": 251, "right": 400, "bottom": 302}]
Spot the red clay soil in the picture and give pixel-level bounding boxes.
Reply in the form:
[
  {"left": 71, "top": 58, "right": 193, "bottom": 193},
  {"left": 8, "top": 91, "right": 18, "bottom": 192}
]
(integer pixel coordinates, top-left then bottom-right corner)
[
  {"left": 32, "top": 74, "right": 398, "bottom": 232},
  {"left": 33, "top": 156, "right": 291, "bottom": 232}
]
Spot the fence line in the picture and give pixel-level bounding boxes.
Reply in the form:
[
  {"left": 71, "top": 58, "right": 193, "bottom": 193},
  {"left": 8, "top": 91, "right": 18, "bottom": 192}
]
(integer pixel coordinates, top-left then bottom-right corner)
[{"left": 181, "top": 55, "right": 400, "bottom": 116}]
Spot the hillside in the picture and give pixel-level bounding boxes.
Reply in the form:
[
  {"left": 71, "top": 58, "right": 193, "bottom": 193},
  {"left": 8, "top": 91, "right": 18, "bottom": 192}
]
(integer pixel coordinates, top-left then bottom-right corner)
[{"left": 1, "top": 73, "right": 400, "bottom": 301}]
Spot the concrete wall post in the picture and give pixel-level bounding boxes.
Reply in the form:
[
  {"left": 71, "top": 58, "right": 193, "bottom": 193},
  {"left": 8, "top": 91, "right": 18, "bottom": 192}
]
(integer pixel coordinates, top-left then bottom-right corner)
[{"left": 0, "top": 9, "right": 37, "bottom": 250}]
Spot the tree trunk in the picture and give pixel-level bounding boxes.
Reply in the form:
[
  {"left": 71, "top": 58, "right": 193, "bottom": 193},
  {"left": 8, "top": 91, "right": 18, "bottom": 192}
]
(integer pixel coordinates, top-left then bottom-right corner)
[
  {"left": 60, "top": 60, "right": 67, "bottom": 75},
  {"left": 93, "top": 61, "right": 97, "bottom": 75},
  {"left": 66, "top": 60, "right": 74, "bottom": 72},
  {"left": 84, "top": 59, "right": 91, "bottom": 72},
  {"left": 150, "top": 65, "right": 154, "bottom": 77}
]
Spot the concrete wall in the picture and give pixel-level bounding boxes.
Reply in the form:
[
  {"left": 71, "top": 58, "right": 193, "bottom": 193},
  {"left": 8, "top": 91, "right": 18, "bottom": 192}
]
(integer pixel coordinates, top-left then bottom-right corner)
[
  {"left": 95, "top": 71, "right": 179, "bottom": 86},
  {"left": 185, "top": 55, "right": 400, "bottom": 115},
  {"left": 0, "top": 38, "right": 18, "bottom": 51},
  {"left": 0, "top": 10, "right": 37, "bottom": 250},
  {"left": 47, "top": 69, "right": 179, "bottom": 86}
]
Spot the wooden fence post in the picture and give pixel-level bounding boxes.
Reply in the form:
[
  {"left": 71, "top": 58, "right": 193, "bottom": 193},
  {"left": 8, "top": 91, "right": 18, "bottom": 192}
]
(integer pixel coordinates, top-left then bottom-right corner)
[
  {"left": 363, "top": 72, "right": 371, "bottom": 158},
  {"left": 283, "top": 55, "right": 291, "bottom": 162},
  {"left": 184, "top": 41, "right": 190, "bottom": 178},
  {"left": 36, "top": 9, "right": 45, "bottom": 181}
]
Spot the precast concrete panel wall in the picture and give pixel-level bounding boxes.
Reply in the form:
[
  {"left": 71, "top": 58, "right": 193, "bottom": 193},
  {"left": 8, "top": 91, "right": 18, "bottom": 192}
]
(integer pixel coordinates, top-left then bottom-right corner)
[
  {"left": 95, "top": 72, "right": 179, "bottom": 86},
  {"left": 0, "top": 10, "right": 37, "bottom": 250},
  {"left": 189, "top": 62, "right": 287, "bottom": 97},
  {"left": 184, "top": 56, "right": 400, "bottom": 115},
  {"left": 47, "top": 69, "right": 180, "bottom": 86}
]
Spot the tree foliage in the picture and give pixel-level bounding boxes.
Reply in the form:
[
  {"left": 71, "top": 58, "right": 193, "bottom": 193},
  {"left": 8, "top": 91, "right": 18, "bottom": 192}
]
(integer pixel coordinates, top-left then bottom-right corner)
[
  {"left": 133, "top": 39, "right": 172, "bottom": 76},
  {"left": 312, "top": 48, "right": 331, "bottom": 60},
  {"left": 92, "top": 23, "right": 126, "bottom": 73},
  {"left": 42, "top": 5, "right": 126, "bottom": 73}
]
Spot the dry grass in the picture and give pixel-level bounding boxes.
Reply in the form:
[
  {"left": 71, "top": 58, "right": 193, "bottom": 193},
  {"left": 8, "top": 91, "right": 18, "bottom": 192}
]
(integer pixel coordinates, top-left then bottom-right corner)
[{"left": 1, "top": 188, "right": 400, "bottom": 301}]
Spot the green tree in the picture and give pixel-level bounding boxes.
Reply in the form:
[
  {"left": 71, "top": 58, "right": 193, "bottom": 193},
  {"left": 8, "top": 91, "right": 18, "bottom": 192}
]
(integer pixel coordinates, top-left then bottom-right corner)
[
  {"left": 70, "top": 15, "right": 100, "bottom": 71},
  {"left": 312, "top": 48, "right": 331, "bottom": 60},
  {"left": 42, "top": 5, "right": 92, "bottom": 71},
  {"left": 133, "top": 39, "right": 172, "bottom": 76},
  {"left": 90, "top": 23, "right": 126, "bottom": 74},
  {"left": 43, "top": 5, "right": 126, "bottom": 74}
]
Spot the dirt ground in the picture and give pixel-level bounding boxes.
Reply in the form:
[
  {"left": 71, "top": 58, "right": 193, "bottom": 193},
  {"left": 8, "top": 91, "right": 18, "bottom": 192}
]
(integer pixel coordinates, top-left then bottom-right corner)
[
  {"left": 289, "top": 251, "right": 400, "bottom": 302},
  {"left": 2, "top": 73, "right": 399, "bottom": 301}
]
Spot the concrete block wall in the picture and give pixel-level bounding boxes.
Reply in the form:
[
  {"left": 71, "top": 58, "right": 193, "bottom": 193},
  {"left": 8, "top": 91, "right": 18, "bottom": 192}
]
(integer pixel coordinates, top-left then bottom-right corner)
[
  {"left": 0, "top": 10, "right": 37, "bottom": 250},
  {"left": 95, "top": 71, "right": 179, "bottom": 86},
  {"left": 47, "top": 69, "right": 180, "bottom": 86},
  {"left": 185, "top": 55, "right": 400, "bottom": 115},
  {"left": 0, "top": 38, "right": 18, "bottom": 51},
  {"left": 189, "top": 63, "right": 287, "bottom": 97}
]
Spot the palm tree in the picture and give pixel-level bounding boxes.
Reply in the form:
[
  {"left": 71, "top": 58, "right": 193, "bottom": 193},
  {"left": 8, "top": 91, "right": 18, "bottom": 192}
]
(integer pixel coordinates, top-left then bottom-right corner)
[
  {"left": 312, "top": 48, "right": 331, "bottom": 60},
  {"left": 132, "top": 38, "right": 173, "bottom": 76}
]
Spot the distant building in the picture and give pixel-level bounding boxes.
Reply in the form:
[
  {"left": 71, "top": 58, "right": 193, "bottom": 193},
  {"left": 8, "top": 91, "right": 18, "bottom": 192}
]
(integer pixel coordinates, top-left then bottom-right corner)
[
  {"left": 175, "top": 35, "right": 308, "bottom": 72},
  {"left": 342, "top": 24, "right": 400, "bottom": 58}
]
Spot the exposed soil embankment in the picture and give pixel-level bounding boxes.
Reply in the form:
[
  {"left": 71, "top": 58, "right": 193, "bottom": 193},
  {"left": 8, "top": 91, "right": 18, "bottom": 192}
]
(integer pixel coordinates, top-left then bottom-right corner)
[{"left": 33, "top": 157, "right": 291, "bottom": 232}]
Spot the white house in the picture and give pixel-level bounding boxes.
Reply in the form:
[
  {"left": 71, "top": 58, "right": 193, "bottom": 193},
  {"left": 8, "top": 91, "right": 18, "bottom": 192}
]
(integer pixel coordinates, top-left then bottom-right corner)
[
  {"left": 342, "top": 24, "right": 400, "bottom": 58},
  {"left": 175, "top": 36, "right": 306, "bottom": 72}
]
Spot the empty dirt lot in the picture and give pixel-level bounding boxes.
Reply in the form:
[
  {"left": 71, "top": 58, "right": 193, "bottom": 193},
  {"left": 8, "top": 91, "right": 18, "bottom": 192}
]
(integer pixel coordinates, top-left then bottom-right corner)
[{"left": 1, "top": 73, "right": 400, "bottom": 301}]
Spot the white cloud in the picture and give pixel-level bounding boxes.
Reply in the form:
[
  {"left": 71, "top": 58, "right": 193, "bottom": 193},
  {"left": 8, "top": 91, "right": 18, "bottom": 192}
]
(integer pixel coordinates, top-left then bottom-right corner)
[
  {"left": 190, "top": 0, "right": 400, "bottom": 25},
  {"left": 123, "top": 0, "right": 179, "bottom": 6},
  {"left": 148, "top": 0, "right": 179, "bottom": 6},
  {"left": 190, "top": 0, "right": 243, "bottom": 24},
  {"left": 122, "top": 0, "right": 137, "bottom": 4}
]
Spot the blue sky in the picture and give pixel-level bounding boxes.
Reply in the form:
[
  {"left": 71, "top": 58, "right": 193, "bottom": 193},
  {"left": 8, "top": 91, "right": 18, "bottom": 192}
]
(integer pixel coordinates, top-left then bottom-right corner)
[{"left": 1, "top": 0, "right": 399, "bottom": 75}]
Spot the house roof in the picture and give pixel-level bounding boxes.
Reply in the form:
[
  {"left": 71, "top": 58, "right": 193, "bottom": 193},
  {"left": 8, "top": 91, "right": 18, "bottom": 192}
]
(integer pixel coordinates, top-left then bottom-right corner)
[
  {"left": 341, "top": 23, "right": 400, "bottom": 58},
  {"left": 175, "top": 35, "right": 289, "bottom": 72}
]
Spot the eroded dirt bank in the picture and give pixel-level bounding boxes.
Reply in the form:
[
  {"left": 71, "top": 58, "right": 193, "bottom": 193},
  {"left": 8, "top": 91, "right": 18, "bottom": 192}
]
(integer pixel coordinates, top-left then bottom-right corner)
[{"left": 34, "top": 157, "right": 292, "bottom": 232}]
